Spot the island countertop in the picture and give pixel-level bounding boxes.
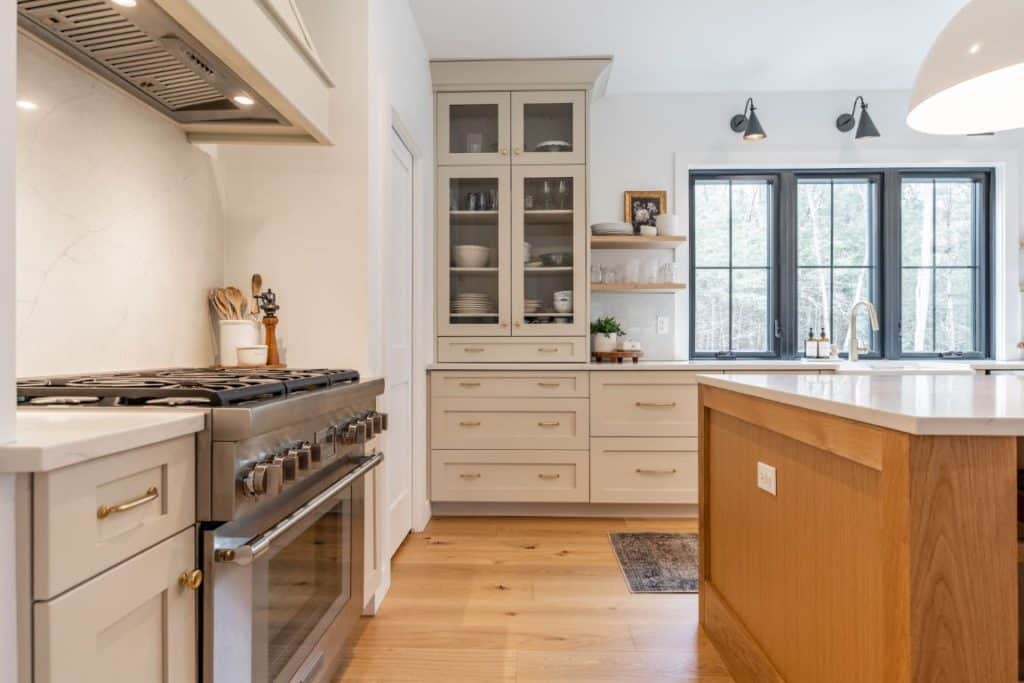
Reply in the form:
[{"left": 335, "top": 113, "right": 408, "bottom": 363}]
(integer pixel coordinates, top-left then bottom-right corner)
[{"left": 696, "top": 372, "right": 1024, "bottom": 436}]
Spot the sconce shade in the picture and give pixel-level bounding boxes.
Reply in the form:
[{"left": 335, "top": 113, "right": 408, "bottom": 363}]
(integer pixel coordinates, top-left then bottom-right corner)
[
  {"left": 743, "top": 109, "right": 766, "bottom": 140},
  {"left": 855, "top": 107, "right": 880, "bottom": 139}
]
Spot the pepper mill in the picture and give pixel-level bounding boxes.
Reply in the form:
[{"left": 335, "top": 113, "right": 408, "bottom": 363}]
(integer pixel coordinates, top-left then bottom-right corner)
[{"left": 255, "top": 288, "right": 283, "bottom": 367}]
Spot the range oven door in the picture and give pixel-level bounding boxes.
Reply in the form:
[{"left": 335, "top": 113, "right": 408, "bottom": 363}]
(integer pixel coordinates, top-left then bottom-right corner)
[{"left": 205, "top": 455, "right": 380, "bottom": 683}]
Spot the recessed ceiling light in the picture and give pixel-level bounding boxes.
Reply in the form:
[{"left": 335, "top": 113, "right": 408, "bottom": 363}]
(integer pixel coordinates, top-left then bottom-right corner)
[
  {"left": 111, "top": 0, "right": 138, "bottom": 7},
  {"left": 968, "top": 42, "right": 982, "bottom": 55},
  {"left": 16, "top": 100, "right": 38, "bottom": 111},
  {"left": 232, "top": 95, "right": 255, "bottom": 107}
]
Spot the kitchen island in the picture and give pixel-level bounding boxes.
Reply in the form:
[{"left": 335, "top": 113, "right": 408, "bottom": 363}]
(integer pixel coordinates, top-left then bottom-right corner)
[{"left": 696, "top": 373, "right": 1021, "bottom": 683}]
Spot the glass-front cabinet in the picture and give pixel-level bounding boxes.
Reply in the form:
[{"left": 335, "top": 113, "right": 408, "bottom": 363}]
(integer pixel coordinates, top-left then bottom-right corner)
[
  {"left": 512, "top": 166, "right": 587, "bottom": 336},
  {"left": 437, "top": 166, "right": 512, "bottom": 336},
  {"left": 437, "top": 165, "right": 586, "bottom": 338},
  {"left": 438, "top": 91, "right": 585, "bottom": 166}
]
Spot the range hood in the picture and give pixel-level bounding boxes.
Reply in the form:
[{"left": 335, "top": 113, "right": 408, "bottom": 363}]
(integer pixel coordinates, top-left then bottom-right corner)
[{"left": 17, "top": 0, "right": 333, "bottom": 144}]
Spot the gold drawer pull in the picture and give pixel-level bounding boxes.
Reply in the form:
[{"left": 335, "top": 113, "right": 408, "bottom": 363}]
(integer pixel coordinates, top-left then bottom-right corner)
[
  {"left": 635, "top": 401, "right": 677, "bottom": 408},
  {"left": 459, "top": 421, "right": 482, "bottom": 427},
  {"left": 459, "top": 382, "right": 482, "bottom": 388},
  {"left": 537, "top": 382, "right": 561, "bottom": 388},
  {"left": 538, "top": 473, "right": 561, "bottom": 480},
  {"left": 178, "top": 569, "right": 204, "bottom": 590},
  {"left": 464, "top": 347, "right": 486, "bottom": 353},
  {"left": 459, "top": 473, "right": 482, "bottom": 480},
  {"left": 636, "top": 468, "right": 678, "bottom": 475},
  {"left": 537, "top": 347, "right": 559, "bottom": 353},
  {"left": 537, "top": 421, "right": 561, "bottom": 427},
  {"left": 97, "top": 486, "right": 159, "bottom": 519}
]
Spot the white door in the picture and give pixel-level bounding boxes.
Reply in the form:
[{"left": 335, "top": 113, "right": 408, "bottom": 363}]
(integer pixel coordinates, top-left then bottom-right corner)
[{"left": 385, "top": 128, "right": 415, "bottom": 559}]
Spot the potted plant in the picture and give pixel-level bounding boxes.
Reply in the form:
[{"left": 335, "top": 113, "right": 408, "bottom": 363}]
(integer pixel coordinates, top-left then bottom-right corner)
[{"left": 590, "top": 316, "right": 624, "bottom": 353}]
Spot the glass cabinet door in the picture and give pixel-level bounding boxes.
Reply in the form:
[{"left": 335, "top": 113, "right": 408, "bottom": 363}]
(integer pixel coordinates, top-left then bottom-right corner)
[
  {"left": 437, "top": 166, "right": 511, "bottom": 336},
  {"left": 437, "top": 92, "right": 511, "bottom": 166},
  {"left": 511, "top": 166, "right": 587, "bottom": 336},
  {"left": 511, "top": 91, "right": 586, "bottom": 165}
]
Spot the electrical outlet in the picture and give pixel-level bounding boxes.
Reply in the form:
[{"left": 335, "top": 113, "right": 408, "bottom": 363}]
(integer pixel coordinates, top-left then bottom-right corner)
[
  {"left": 656, "top": 316, "right": 670, "bottom": 335},
  {"left": 756, "top": 462, "right": 777, "bottom": 496}
]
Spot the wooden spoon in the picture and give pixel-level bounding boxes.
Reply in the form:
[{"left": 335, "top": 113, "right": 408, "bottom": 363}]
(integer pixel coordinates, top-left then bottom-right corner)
[
  {"left": 208, "top": 289, "right": 230, "bottom": 320},
  {"left": 225, "top": 287, "right": 246, "bottom": 320},
  {"left": 215, "top": 289, "right": 235, "bottom": 320}
]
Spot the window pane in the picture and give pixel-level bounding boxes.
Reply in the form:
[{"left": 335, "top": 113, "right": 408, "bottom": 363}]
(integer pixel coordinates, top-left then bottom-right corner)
[
  {"left": 731, "top": 182, "right": 769, "bottom": 267},
  {"left": 797, "top": 182, "right": 830, "bottom": 267},
  {"left": 694, "top": 182, "right": 729, "bottom": 267},
  {"left": 901, "top": 181, "right": 934, "bottom": 267},
  {"left": 798, "top": 267, "right": 831, "bottom": 340},
  {"left": 833, "top": 181, "right": 871, "bottom": 266},
  {"left": 901, "top": 268, "right": 934, "bottom": 352},
  {"left": 694, "top": 269, "right": 729, "bottom": 352},
  {"left": 934, "top": 181, "right": 974, "bottom": 266},
  {"left": 833, "top": 268, "right": 875, "bottom": 354},
  {"left": 732, "top": 269, "right": 769, "bottom": 352},
  {"left": 935, "top": 268, "right": 975, "bottom": 351}
]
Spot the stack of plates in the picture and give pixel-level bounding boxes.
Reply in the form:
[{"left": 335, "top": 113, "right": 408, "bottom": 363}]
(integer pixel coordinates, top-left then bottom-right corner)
[
  {"left": 591, "top": 221, "right": 633, "bottom": 235},
  {"left": 524, "top": 299, "right": 544, "bottom": 314},
  {"left": 452, "top": 293, "right": 494, "bottom": 315},
  {"left": 535, "top": 140, "right": 571, "bottom": 152}
]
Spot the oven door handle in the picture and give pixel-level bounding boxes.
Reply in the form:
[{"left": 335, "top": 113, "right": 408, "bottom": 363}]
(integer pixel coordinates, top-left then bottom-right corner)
[{"left": 214, "top": 453, "right": 383, "bottom": 566}]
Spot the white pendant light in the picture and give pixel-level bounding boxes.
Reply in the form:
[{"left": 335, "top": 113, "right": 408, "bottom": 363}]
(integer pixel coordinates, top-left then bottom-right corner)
[{"left": 907, "top": 0, "right": 1024, "bottom": 135}]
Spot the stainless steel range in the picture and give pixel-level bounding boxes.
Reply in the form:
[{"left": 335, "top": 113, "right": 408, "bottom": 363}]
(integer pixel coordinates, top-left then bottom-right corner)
[{"left": 17, "top": 368, "right": 386, "bottom": 683}]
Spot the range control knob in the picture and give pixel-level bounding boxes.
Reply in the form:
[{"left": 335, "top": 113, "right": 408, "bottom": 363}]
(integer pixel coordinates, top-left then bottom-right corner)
[
  {"left": 309, "top": 442, "right": 323, "bottom": 469},
  {"left": 243, "top": 463, "right": 270, "bottom": 497},
  {"left": 264, "top": 462, "right": 284, "bottom": 497},
  {"left": 274, "top": 451, "right": 299, "bottom": 482},
  {"left": 296, "top": 443, "right": 312, "bottom": 471},
  {"left": 365, "top": 413, "right": 377, "bottom": 438},
  {"left": 346, "top": 420, "right": 367, "bottom": 445},
  {"left": 372, "top": 412, "right": 385, "bottom": 434}
]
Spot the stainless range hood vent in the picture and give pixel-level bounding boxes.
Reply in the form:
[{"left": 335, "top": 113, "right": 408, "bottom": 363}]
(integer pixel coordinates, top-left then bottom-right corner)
[{"left": 18, "top": 0, "right": 286, "bottom": 126}]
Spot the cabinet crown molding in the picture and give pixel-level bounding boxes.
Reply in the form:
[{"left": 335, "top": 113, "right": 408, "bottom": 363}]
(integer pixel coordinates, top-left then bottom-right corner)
[{"left": 430, "top": 58, "right": 612, "bottom": 95}]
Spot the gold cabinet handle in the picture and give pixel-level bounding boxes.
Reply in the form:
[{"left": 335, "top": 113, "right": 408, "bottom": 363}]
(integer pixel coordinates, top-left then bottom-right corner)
[
  {"left": 459, "top": 382, "right": 482, "bottom": 388},
  {"left": 459, "top": 420, "right": 482, "bottom": 427},
  {"left": 636, "top": 468, "right": 677, "bottom": 475},
  {"left": 178, "top": 569, "right": 203, "bottom": 590},
  {"left": 97, "top": 486, "right": 159, "bottom": 519},
  {"left": 537, "top": 421, "right": 561, "bottom": 427},
  {"left": 513, "top": 147, "right": 522, "bottom": 155},
  {"left": 537, "top": 382, "right": 561, "bottom": 388},
  {"left": 537, "top": 347, "right": 559, "bottom": 353},
  {"left": 538, "top": 473, "right": 561, "bottom": 480},
  {"left": 500, "top": 148, "right": 509, "bottom": 156},
  {"left": 459, "top": 473, "right": 482, "bottom": 480},
  {"left": 464, "top": 347, "right": 485, "bottom": 353},
  {"left": 635, "top": 401, "right": 676, "bottom": 408}
]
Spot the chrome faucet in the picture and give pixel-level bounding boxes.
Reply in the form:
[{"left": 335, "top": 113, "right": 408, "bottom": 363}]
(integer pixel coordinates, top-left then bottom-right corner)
[{"left": 848, "top": 300, "right": 880, "bottom": 362}]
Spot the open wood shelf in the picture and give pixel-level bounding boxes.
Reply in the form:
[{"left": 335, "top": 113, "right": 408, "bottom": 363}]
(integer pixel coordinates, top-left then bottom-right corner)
[
  {"left": 592, "top": 283, "right": 687, "bottom": 293},
  {"left": 590, "top": 235, "right": 686, "bottom": 250}
]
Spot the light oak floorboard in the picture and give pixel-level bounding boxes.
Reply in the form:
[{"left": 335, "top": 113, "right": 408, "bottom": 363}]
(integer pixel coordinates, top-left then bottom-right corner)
[{"left": 337, "top": 516, "right": 731, "bottom": 682}]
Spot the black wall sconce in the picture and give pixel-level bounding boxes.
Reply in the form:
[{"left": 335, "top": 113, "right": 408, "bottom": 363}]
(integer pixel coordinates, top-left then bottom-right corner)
[
  {"left": 729, "top": 98, "right": 766, "bottom": 140},
  {"left": 836, "top": 96, "right": 880, "bottom": 139}
]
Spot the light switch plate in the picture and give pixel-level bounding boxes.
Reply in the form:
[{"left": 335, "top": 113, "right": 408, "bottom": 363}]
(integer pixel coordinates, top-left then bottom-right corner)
[
  {"left": 757, "top": 462, "right": 777, "bottom": 495},
  {"left": 656, "top": 316, "right": 669, "bottom": 335}
]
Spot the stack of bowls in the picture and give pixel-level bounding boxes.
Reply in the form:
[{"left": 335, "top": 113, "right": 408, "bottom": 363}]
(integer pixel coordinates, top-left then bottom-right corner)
[
  {"left": 553, "top": 290, "right": 573, "bottom": 313},
  {"left": 453, "top": 245, "right": 492, "bottom": 268}
]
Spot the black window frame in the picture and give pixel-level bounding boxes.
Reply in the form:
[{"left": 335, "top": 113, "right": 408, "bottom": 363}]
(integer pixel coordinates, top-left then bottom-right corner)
[
  {"left": 689, "top": 167, "right": 993, "bottom": 360},
  {"left": 688, "top": 173, "right": 780, "bottom": 359}
]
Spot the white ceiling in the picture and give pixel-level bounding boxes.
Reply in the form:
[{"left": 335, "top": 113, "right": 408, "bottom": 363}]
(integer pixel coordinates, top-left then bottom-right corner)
[{"left": 408, "top": 0, "right": 967, "bottom": 94}]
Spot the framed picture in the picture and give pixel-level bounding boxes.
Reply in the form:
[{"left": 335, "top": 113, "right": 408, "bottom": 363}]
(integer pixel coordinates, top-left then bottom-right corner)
[{"left": 624, "top": 191, "right": 668, "bottom": 232}]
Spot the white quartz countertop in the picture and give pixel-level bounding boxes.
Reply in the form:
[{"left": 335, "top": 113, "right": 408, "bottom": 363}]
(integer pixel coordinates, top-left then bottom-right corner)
[
  {"left": 428, "top": 359, "right": 1024, "bottom": 372},
  {"left": 696, "top": 373, "right": 1024, "bottom": 435},
  {"left": 0, "top": 408, "right": 206, "bottom": 473}
]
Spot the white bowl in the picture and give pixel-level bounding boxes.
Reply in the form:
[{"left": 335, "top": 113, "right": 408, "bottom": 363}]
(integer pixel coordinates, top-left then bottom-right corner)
[
  {"left": 453, "top": 245, "right": 491, "bottom": 268},
  {"left": 554, "top": 300, "right": 573, "bottom": 314},
  {"left": 236, "top": 345, "right": 268, "bottom": 367}
]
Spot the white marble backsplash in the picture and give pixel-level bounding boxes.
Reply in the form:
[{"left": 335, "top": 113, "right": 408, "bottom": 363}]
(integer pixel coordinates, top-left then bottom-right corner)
[{"left": 15, "top": 37, "right": 225, "bottom": 376}]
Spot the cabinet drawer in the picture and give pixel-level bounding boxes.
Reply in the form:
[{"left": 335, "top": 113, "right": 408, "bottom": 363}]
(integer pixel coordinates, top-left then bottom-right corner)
[
  {"left": 591, "top": 371, "right": 700, "bottom": 437},
  {"left": 590, "top": 437, "right": 698, "bottom": 504},
  {"left": 34, "top": 526, "right": 197, "bottom": 683},
  {"left": 431, "top": 398, "right": 589, "bottom": 450},
  {"left": 431, "top": 371, "right": 589, "bottom": 398},
  {"left": 437, "top": 336, "right": 587, "bottom": 363},
  {"left": 34, "top": 434, "right": 196, "bottom": 599},
  {"left": 431, "top": 450, "right": 588, "bottom": 502}
]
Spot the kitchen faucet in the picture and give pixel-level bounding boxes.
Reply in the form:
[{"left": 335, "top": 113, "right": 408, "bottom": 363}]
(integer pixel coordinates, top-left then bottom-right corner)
[{"left": 848, "top": 300, "right": 880, "bottom": 362}]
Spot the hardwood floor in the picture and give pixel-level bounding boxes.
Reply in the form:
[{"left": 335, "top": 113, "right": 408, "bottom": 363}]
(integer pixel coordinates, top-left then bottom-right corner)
[{"left": 337, "top": 517, "right": 733, "bottom": 682}]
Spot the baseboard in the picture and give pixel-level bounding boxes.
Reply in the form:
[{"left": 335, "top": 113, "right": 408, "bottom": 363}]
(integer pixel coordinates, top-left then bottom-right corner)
[{"left": 431, "top": 501, "right": 697, "bottom": 518}]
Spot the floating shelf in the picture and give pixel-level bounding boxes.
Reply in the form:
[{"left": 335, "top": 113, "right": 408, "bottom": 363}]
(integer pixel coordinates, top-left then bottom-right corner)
[
  {"left": 450, "top": 210, "right": 498, "bottom": 225},
  {"left": 524, "top": 209, "right": 574, "bottom": 224},
  {"left": 590, "top": 235, "right": 687, "bottom": 250},
  {"left": 592, "top": 283, "right": 687, "bottom": 293}
]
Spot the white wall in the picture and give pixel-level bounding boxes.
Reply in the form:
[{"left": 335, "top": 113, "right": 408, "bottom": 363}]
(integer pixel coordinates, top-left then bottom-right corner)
[
  {"left": 590, "top": 90, "right": 1024, "bottom": 359},
  {"left": 15, "top": 37, "right": 225, "bottom": 376},
  {"left": 219, "top": 0, "right": 372, "bottom": 373},
  {"left": 1, "top": 3, "right": 16, "bottom": 680}
]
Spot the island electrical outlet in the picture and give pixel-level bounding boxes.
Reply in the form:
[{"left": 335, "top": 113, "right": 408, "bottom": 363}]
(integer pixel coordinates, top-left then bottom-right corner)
[{"left": 757, "top": 462, "right": 777, "bottom": 495}]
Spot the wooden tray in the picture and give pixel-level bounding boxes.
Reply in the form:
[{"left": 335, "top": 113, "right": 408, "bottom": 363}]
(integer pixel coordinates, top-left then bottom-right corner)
[{"left": 591, "top": 350, "right": 644, "bottom": 364}]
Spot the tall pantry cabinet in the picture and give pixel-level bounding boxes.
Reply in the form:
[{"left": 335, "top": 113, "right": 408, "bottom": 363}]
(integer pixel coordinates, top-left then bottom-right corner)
[{"left": 433, "top": 61, "right": 609, "bottom": 363}]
